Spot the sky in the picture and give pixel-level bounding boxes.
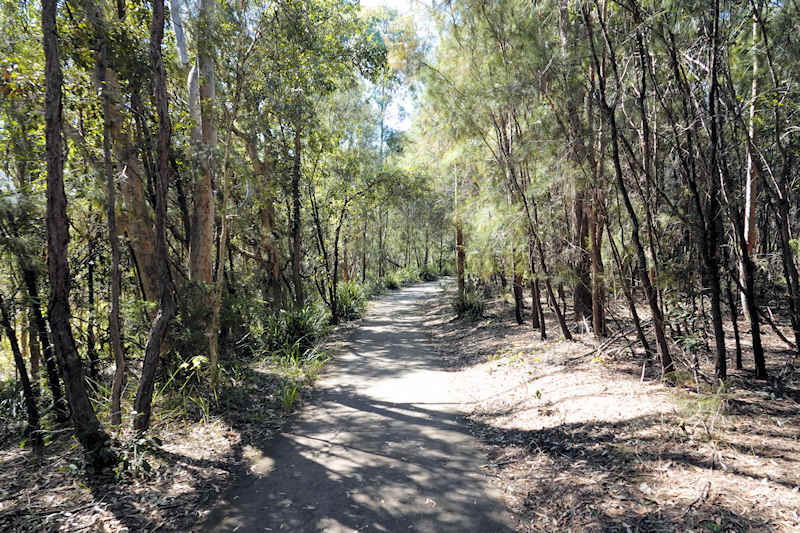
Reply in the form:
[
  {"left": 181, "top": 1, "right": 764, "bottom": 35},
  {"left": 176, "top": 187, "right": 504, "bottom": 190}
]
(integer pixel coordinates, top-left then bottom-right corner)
[{"left": 360, "top": 0, "right": 436, "bottom": 131}]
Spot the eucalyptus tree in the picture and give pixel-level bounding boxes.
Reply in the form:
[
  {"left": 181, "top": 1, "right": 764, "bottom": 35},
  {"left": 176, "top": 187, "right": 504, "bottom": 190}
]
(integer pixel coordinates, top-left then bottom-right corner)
[
  {"left": 131, "top": 0, "right": 177, "bottom": 432},
  {"left": 42, "top": 0, "right": 114, "bottom": 465}
]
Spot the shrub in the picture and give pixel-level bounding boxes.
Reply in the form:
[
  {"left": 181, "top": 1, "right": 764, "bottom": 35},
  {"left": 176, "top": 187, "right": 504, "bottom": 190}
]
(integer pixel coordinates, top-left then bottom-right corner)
[
  {"left": 0, "top": 378, "right": 24, "bottom": 422},
  {"left": 402, "top": 267, "right": 420, "bottom": 285},
  {"left": 263, "top": 304, "right": 329, "bottom": 361},
  {"left": 419, "top": 266, "right": 439, "bottom": 282},
  {"left": 452, "top": 287, "right": 485, "bottom": 321},
  {"left": 335, "top": 281, "right": 367, "bottom": 321},
  {"left": 385, "top": 273, "right": 401, "bottom": 290},
  {"left": 364, "top": 277, "right": 385, "bottom": 298}
]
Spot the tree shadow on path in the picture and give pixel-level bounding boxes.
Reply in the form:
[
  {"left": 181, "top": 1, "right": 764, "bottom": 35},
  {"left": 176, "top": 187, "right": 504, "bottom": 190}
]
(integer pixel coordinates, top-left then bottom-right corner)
[{"left": 201, "top": 283, "right": 515, "bottom": 532}]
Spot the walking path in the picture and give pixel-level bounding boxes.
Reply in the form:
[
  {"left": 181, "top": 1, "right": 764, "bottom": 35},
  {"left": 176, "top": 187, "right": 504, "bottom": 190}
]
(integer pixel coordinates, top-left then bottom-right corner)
[{"left": 202, "top": 282, "right": 513, "bottom": 532}]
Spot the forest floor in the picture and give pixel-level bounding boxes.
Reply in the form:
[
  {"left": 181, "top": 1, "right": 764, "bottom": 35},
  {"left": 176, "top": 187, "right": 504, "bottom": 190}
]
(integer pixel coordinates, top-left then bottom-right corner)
[
  {"left": 3, "top": 282, "right": 799, "bottom": 532},
  {"left": 424, "top": 285, "right": 800, "bottom": 532},
  {"left": 0, "top": 330, "right": 337, "bottom": 532}
]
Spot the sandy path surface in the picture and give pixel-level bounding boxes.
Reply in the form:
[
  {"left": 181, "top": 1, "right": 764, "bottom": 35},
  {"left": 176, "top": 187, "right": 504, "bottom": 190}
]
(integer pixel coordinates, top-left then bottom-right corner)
[{"left": 202, "top": 282, "right": 513, "bottom": 532}]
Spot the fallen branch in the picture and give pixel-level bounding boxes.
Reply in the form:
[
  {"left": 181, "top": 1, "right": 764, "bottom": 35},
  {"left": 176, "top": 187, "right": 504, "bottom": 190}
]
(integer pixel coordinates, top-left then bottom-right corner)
[
  {"left": 566, "top": 321, "right": 652, "bottom": 363},
  {"left": 760, "top": 306, "right": 796, "bottom": 350}
]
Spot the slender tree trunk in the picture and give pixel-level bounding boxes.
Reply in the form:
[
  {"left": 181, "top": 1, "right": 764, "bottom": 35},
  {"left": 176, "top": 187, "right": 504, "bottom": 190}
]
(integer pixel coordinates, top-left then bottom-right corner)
[
  {"left": 133, "top": 0, "right": 176, "bottom": 432},
  {"left": 590, "top": 193, "right": 606, "bottom": 338},
  {"left": 86, "top": 244, "right": 99, "bottom": 383},
  {"left": 528, "top": 237, "right": 541, "bottom": 331},
  {"left": 513, "top": 270, "right": 524, "bottom": 325},
  {"left": 28, "top": 309, "right": 40, "bottom": 397},
  {"left": 20, "top": 265, "right": 67, "bottom": 421},
  {"left": 724, "top": 260, "right": 743, "bottom": 370},
  {"left": 438, "top": 229, "right": 444, "bottom": 273},
  {"left": 573, "top": 192, "right": 593, "bottom": 322},
  {"left": 740, "top": 12, "right": 759, "bottom": 312},
  {"left": 42, "top": 0, "right": 113, "bottom": 465},
  {"left": 342, "top": 241, "right": 349, "bottom": 282},
  {"left": 531, "top": 203, "right": 571, "bottom": 340},
  {"left": 361, "top": 217, "right": 368, "bottom": 283},
  {"left": 544, "top": 270, "right": 570, "bottom": 339},
  {"left": 291, "top": 124, "right": 304, "bottom": 308},
  {"left": 189, "top": 0, "right": 216, "bottom": 285},
  {"left": 89, "top": 4, "right": 126, "bottom": 425},
  {"left": 606, "top": 218, "right": 652, "bottom": 358},
  {"left": 583, "top": 3, "right": 672, "bottom": 375},
  {"left": 706, "top": 0, "right": 727, "bottom": 381},
  {"left": 741, "top": 236, "right": 766, "bottom": 378},
  {"left": 238, "top": 132, "right": 280, "bottom": 307},
  {"left": 456, "top": 222, "right": 465, "bottom": 299},
  {"left": 606, "top": 114, "right": 672, "bottom": 374},
  {"left": 0, "top": 293, "right": 42, "bottom": 454}
]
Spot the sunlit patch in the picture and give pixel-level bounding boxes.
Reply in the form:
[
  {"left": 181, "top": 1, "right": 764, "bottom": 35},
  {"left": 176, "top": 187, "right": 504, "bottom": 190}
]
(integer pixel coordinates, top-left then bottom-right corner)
[{"left": 243, "top": 445, "right": 275, "bottom": 476}]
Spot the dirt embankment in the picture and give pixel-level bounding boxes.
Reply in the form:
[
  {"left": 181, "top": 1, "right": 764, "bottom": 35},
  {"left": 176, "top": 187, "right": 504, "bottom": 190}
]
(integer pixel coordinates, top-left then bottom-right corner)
[{"left": 422, "top": 289, "right": 800, "bottom": 533}]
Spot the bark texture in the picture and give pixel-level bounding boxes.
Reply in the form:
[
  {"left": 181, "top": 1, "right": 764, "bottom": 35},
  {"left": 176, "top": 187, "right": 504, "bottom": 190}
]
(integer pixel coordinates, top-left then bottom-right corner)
[
  {"left": 42, "top": 0, "right": 113, "bottom": 466},
  {"left": 133, "top": 0, "right": 176, "bottom": 432}
]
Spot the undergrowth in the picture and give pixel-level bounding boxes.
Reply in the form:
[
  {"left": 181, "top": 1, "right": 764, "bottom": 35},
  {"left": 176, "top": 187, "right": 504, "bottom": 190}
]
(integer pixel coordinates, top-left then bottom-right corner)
[
  {"left": 335, "top": 281, "right": 367, "bottom": 321},
  {"left": 452, "top": 284, "right": 486, "bottom": 320}
]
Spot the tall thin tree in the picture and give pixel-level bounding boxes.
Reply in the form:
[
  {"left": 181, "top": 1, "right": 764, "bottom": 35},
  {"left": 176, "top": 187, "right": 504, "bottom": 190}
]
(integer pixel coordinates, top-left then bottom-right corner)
[
  {"left": 132, "top": 0, "right": 176, "bottom": 432},
  {"left": 42, "top": 0, "right": 113, "bottom": 466}
]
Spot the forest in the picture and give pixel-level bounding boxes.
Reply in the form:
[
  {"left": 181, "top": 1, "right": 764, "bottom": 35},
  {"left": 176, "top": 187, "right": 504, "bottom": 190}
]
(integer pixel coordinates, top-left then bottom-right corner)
[{"left": 1, "top": 0, "right": 799, "bottom": 531}]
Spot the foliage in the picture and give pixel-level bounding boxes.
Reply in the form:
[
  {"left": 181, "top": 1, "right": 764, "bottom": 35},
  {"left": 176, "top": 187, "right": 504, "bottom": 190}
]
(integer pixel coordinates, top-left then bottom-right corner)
[
  {"left": 452, "top": 285, "right": 486, "bottom": 321},
  {"left": 280, "top": 381, "right": 299, "bottom": 411},
  {"left": 396, "top": 267, "right": 420, "bottom": 286},
  {"left": 263, "top": 305, "right": 329, "bottom": 360},
  {"left": 385, "top": 273, "right": 401, "bottom": 290},
  {"left": 418, "top": 266, "right": 439, "bottom": 282},
  {"left": 170, "top": 283, "right": 214, "bottom": 362},
  {"left": 335, "top": 281, "right": 367, "bottom": 321},
  {"left": 364, "top": 277, "right": 387, "bottom": 297},
  {"left": 0, "top": 378, "right": 24, "bottom": 423},
  {"left": 113, "top": 434, "right": 162, "bottom": 480}
]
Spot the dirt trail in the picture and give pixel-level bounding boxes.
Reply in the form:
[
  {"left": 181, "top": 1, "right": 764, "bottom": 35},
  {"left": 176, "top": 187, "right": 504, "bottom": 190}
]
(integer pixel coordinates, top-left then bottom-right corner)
[{"left": 202, "top": 282, "right": 514, "bottom": 532}]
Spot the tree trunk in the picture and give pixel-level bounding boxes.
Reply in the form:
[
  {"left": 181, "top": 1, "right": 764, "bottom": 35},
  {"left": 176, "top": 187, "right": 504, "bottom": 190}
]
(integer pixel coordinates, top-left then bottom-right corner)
[
  {"left": 573, "top": 191, "right": 593, "bottom": 322},
  {"left": 590, "top": 193, "right": 606, "bottom": 338},
  {"left": 0, "top": 293, "right": 42, "bottom": 454},
  {"left": 740, "top": 12, "right": 759, "bottom": 312},
  {"left": 20, "top": 264, "right": 68, "bottom": 421},
  {"left": 28, "top": 309, "right": 41, "bottom": 398},
  {"left": 583, "top": 3, "right": 672, "bottom": 375},
  {"left": 188, "top": 0, "right": 216, "bottom": 286},
  {"left": 606, "top": 218, "right": 652, "bottom": 358},
  {"left": 291, "top": 123, "right": 304, "bottom": 308},
  {"left": 725, "top": 267, "right": 743, "bottom": 371},
  {"left": 361, "top": 217, "right": 368, "bottom": 283},
  {"left": 133, "top": 0, "right": 177, "bottom": 432},
  {"left": 513, "top": 271, "right": 524, "bottom": 325},
  {"left": 86, "top": 242, "right": 99, "bottom": 383},
  {"left": 456, "top": 222, "right": 465, "bottom": 299},
  {"left": 528, "top": 238, "right": 541, "bottom": 331},
  {"left": 706, "top": 0, "right": 727, "bottom": 382},
  {"left": 87, "top": 1, "right": 126, "bottom": 424},
  {"left": 741, "top": 236, "right": 766, "bottom": 378},
  {"left": 43, "top": 0, "right": 113, "bottom": 466}
]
